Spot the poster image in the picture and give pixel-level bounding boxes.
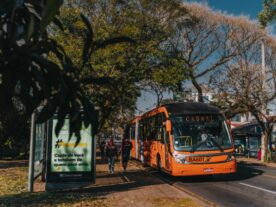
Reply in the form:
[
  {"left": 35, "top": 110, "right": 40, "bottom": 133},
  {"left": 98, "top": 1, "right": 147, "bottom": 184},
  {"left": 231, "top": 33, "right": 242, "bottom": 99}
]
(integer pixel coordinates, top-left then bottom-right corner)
[{"left": 51, "top": 119, "right": 92, "bottom": 172}]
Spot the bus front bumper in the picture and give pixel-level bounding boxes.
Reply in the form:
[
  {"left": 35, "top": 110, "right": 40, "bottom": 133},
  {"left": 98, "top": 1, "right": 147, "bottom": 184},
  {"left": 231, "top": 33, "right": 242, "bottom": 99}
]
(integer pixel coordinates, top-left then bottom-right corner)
[{"left": 172, "top": 160, "right": 237, "bottom": 176}]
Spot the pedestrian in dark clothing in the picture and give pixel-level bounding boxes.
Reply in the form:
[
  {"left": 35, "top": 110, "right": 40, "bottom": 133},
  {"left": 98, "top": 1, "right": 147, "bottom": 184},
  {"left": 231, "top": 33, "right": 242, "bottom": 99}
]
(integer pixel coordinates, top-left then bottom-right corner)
[
  {"left": 105, "top": 137, "right": 117, "bottom": 174},
  {"left": 121, "top": 138, "right": 133, "bottom": 172},
  {"left": 99, "top": 140, "right": 106, "bottom": 160}
]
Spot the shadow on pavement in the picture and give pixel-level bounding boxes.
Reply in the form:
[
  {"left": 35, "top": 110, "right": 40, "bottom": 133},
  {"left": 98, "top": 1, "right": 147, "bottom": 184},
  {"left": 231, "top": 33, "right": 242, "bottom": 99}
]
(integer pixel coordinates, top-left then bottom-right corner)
[
  {"left": 160, "top": 164, "right": 264, "bottom": 183},
  {"left": 0, "top": 160, "right": 28, "bottom": 169},
  {"left": 0, "top": 190, "right": 108, "bottom": 207},
  {"left": 238, "top": 161, "right": 266, "bottom": 167},
  {"left": 0, "top": 169, "right": 164, "bottom": 206}
]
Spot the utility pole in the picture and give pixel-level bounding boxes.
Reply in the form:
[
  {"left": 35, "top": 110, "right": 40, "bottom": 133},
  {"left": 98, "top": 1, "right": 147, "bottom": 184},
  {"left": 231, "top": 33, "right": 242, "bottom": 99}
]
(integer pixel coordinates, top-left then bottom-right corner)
[{"left": 261, "top": 42, "right": 267, "bottom": 162}]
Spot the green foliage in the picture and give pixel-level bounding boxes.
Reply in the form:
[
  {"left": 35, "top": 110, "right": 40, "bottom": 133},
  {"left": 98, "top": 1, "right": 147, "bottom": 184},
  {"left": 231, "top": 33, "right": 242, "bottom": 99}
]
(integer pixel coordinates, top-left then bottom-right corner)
[
  {"left": 0, "top": 0, "right": 134, "bottom": 144},
  {"left": 54, "top": 0, "right": 187, "bottom": 129},
  {"left": 259, "top": 0, "right": 276, "bottom": 27},
  {"left": 0, "top": 110, "right": 30, "bottom": 158}
]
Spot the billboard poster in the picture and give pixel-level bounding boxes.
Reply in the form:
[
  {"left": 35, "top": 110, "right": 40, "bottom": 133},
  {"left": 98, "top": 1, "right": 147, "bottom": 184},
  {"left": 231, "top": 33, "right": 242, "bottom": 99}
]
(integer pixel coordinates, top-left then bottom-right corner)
[{"left": 51, "top": 119, "right": 92, "bottom": 172}]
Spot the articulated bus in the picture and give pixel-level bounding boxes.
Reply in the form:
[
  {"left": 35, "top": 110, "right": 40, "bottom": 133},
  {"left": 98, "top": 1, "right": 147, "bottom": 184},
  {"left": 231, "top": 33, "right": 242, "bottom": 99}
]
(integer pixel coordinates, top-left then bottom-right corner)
[{"left": 127, "top": 102, "right": 236, "bottom": 176}]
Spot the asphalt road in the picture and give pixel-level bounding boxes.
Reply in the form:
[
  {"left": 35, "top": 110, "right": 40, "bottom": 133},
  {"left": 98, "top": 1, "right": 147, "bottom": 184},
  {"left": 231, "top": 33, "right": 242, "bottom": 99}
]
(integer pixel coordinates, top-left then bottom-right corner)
[{"left": 149, "top": 163, "right": 276, "bottom": 207}]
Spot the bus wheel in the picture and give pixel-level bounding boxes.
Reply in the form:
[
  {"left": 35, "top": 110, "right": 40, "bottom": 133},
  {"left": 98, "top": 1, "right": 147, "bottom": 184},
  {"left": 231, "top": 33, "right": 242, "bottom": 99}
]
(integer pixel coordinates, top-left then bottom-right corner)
[{"left": 157, "top": 155, "right": 161, "bottom": 172}]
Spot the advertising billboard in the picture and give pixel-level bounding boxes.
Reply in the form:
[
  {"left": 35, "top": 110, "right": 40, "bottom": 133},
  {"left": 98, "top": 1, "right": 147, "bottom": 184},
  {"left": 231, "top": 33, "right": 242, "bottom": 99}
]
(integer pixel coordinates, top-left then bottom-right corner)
[{"left": 51, "top": 119, "right": 92, "bottom": 173}]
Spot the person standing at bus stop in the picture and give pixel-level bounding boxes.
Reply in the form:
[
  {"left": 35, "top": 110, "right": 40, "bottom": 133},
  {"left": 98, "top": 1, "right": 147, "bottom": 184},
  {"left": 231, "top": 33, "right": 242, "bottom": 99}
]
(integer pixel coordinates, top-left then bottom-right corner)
[
  {"left": 121, "top": 138, "right": 133, "bottom": 172},
  {"left": 105, "top": 137, "right": 117, "bottom": 174}
]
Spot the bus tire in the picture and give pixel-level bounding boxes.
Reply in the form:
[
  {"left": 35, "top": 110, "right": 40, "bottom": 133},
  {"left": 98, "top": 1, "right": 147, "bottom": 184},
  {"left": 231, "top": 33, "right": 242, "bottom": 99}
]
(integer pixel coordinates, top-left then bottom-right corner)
[{"left": 157, "top": 154, "right": 161, "bottom": 172}]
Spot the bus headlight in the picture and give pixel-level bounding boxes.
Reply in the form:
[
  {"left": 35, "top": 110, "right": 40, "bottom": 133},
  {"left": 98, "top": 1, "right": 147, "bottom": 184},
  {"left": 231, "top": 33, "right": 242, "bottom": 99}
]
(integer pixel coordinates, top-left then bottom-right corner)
[
  {"left": 227, "top": 153, "right": 235, "bottom": 161},
  {"left": 173, "top": 153, "right": 187, "bottom": 164}
]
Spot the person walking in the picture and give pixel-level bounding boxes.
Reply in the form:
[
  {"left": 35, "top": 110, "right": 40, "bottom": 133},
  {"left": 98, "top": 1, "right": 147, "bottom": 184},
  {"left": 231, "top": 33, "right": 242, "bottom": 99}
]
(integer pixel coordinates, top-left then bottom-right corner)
[
  {"left": 99, "top": 139, "right": 106, "bottom": 161},
  {"left": 105, "top": 137, "right": 117, "bottom": 174},
  {"left": 121, "top": 138, "right": 133, "bottom": 172}
]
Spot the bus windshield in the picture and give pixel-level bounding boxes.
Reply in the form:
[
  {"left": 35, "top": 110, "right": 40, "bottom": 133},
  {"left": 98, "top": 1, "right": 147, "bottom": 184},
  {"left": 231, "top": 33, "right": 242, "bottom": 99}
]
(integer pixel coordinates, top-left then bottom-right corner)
[{"left": 171, "top": 114, "right": 232, "bottom": 152}]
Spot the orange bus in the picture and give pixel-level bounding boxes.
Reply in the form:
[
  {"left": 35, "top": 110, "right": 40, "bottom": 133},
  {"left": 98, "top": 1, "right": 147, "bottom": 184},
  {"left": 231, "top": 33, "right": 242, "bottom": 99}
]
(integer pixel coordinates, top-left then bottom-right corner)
[{"left": 126, "top": 102, "right": 236, "bottom": 176}]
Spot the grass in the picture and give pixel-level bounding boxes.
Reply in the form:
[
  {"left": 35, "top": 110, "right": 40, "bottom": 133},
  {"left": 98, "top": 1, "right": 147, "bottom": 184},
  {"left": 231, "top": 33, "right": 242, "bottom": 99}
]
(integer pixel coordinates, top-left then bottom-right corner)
[
  {"left": 0, "top": 191, "right": 108, "bottom": 207},
  {"left": 0, "top": 160, "right": 107, "bottom": 207},
  {"left": 0, "top": 166, "right": 28, "bottom": 196},
  {"left": 151, "top": 197, "right": 200, "bottom": 207},
  {"left": 0, "top": 159, "right": 203, "bottom": 207}
]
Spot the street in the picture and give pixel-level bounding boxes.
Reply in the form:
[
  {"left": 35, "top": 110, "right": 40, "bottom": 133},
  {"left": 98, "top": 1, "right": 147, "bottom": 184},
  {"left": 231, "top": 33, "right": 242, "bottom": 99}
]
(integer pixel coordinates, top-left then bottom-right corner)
[{"left": 148, "top": 162, "right": 276, "bottom": 207}]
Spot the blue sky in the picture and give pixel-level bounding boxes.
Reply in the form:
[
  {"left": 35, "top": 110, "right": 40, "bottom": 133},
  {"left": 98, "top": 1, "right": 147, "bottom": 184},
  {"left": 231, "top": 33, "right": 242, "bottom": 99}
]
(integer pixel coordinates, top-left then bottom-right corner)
[
  {"left": 189, "top": 0, "right": 263, "bottom": 20},
  {"left": 136, "top": 0, "right": 265, "bottom": 114}
]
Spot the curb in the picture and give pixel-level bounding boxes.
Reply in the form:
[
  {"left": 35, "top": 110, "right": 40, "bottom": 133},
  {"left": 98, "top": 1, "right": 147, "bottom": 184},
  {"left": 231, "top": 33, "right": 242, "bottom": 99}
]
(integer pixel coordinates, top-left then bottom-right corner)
[
  {"left": 172, "top": 182, "right": 218, "bottom": 207},
  {"left": 237, "top": 159, "right": 276, "bottom": 169}
]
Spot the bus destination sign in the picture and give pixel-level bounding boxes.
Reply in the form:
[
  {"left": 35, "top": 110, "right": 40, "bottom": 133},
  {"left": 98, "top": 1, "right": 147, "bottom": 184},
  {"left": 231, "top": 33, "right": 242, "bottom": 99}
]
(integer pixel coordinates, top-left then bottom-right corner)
[{"left": 184, "top": 115, "right": 216, "bottom": 122}]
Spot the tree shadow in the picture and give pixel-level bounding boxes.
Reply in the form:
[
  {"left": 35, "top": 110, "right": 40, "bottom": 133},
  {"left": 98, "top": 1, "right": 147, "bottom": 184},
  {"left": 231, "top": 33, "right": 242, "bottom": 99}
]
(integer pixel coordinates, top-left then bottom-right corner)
[
  {"left": 0, "top": 160, "right": 28, "bottom": 169},
  {"left": 0, "top": 190, "right": 107, "bottom": 206},
  {"left": 160, "top": 163, "right": 264, "bottom": 183},
  {"left": 0, "top": 169, "right": 165, "bottom": 206},
  {"left": 238, "top": 161, "right": 266, "bottom": 167}
]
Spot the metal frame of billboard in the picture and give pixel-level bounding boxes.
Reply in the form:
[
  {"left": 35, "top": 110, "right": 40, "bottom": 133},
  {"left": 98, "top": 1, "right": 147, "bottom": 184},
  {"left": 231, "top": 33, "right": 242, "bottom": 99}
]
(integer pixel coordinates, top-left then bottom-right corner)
[{"left": 28, "top": 109, "right": 47, "bottom": 192}]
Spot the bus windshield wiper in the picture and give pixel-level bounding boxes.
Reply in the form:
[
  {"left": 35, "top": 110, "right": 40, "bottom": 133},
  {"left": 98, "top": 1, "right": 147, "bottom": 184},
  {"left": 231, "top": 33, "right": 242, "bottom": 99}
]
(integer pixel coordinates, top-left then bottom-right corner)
[
  {"left": 208, "top": 137, "right": 224, "bottom": 152},
  {"left": 190, "top": 136, "right": 224, "bottom": 152}
]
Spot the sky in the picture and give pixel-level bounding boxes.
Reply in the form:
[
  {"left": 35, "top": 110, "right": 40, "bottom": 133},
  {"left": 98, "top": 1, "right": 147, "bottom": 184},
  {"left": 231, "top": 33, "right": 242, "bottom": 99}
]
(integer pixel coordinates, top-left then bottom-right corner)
[
  {"left": 190, "top": 0, "right": 263, "bottom": 20},
  {"left": 136, "top": 0, "right": 264, "bottom": 114}
]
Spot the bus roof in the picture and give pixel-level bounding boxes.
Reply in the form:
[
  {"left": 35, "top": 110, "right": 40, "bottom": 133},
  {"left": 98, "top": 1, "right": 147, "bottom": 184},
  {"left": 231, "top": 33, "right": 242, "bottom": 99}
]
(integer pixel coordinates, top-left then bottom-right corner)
[{"left": 162, "top": 102, "right": 220, "bottom": 115}]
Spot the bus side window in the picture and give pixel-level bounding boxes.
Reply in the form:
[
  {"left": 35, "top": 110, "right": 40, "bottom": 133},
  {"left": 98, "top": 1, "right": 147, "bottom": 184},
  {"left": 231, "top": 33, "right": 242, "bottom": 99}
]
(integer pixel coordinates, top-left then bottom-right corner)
[
  {"left": 153, "top": 114, "right": 161, "bottom": 142},
  {"left": 144, "top": 118, "right": 149, "bottom": 140},
  {"left": 131, "top": 125, "right": 135, "bottom": 140},
  {"left": 139, "top": 122, "right": 144, "bottom": 141},
  {"left": 150, "top": 116, "right": 155, "bottom": 140},
  {"left": 164, "top": 131, "right": 171, "bottom": 153},
  {"left": 160, "top": 113, "right": 165, "bottom": 144}
]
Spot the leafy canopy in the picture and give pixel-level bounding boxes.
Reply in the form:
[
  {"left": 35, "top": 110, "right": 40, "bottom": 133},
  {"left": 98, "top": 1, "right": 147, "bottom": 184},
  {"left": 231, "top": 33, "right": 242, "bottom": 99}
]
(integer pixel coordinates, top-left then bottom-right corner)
[
  {"left": 259, "top": 0, "right": 276, "bottom": 27},
  {"left": 0, "top": 0, "right": 133, "bottom": 145}
]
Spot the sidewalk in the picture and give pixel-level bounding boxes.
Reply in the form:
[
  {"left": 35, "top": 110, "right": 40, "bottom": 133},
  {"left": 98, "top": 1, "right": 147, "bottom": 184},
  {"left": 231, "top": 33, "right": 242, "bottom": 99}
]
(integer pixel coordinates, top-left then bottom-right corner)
[
  {"left": 93, "top": 157, "right": 210, "bottom": 207},
  {"left": 237, "top": 157, "right": 276, "bottom": 168},
  {"left": 0, "top": 157, "right": 211, "bottom": 207}
]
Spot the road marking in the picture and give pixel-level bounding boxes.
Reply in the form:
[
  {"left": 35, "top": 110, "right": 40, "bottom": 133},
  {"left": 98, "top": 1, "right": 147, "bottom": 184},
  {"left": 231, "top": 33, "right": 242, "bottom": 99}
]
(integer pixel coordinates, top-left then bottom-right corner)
[
  {"left": 122, "top": 174, "right": 130, "bottom": 182},
  {"left": 239, "top": 182, "right": 276, "bottom": 195},
  {"left": 119, "top": 173, "right": 131, "bottom": 182}
]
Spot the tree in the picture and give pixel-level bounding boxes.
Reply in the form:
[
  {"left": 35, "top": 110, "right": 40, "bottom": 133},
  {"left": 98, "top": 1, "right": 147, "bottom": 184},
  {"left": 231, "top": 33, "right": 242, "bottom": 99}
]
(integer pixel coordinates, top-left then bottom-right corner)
[
  {"left": 0, "top": 107, "right": 30, "bottom": 158},
  {"left": 167, "top": 3, "right": 261, "bottom": 102},
  {"left": 211, "top": 34, "right": 276, "bottom": 162},
  {"left": 54, "top": 0, "right": 189, "bottom": 130},
  {"left": 0, "top": 0, "right": 133, "bottom": 144},
  {"left": 141, "top": 64, "right": 185, "bottom": 107},
  {"left": 259, "top": 0, "right": 276, "bottom": 27}
]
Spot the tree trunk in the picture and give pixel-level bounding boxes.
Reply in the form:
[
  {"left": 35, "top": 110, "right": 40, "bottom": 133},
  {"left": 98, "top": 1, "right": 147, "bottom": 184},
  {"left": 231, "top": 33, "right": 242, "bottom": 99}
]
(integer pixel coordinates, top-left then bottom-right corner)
[
  {"left": 191, "top": 77, "right": 203, "bottom": 103},
  {"left": 154, "top": 87, "right": 163, "bottom": 107},
  {"left": 261, "top": 130, "right": 269, "bottom": 162}
]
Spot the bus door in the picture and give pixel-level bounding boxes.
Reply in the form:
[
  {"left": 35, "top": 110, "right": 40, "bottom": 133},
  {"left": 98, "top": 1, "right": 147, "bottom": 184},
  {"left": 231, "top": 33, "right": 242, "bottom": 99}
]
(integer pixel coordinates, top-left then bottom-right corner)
[
  {"left": 138, "top": 122, "right": 144, "bottom": 163},
  {"left": 135, "top": 119, "right": 139, "bottom": 159},
  {"left": 150, "top": 115, "right": 159, "bottom": 165},
  {"left": 144, "top": 138, "right": 151, "bottom": 163},
  {"left": 164, "top": 123, "right": 172, "bottom": 171},
  {"left": 128, "top": 125, "right": 136, "bottom": 158},
  {"left": 156, "top": 113, "right": 165, "bottom": 167},
  {"left": 143, "top": 118, "right": 151, "bottom": 163}
]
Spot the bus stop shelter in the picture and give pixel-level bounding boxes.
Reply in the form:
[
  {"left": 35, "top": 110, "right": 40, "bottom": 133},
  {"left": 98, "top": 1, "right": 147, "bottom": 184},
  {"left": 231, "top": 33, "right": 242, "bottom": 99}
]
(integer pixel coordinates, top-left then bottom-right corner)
[
  {"left": 232, "top": 123, "right": 261, "bottom": 158},
  {"left": 232, "top": 121, "right": 276, "bottom": 159}
]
